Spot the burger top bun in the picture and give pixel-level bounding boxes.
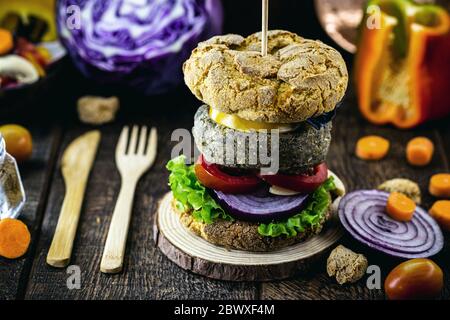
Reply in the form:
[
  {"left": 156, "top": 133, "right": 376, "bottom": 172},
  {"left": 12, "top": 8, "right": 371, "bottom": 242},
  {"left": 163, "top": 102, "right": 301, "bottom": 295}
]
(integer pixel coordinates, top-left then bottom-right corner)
[{"left": 183, "top": 30, "right": 348, "bottom": 124}]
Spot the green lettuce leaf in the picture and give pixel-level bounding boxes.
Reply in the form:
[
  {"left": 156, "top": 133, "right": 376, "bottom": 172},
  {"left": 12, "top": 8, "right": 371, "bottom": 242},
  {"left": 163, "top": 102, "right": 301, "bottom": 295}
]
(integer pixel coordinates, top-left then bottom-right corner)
[
  {"left": 166, "top": 156, "right": 233, "bottom": 224},
  {"left": 258, "top": 177, "right": 336, "bottom": 238},
  {"left": 167, "top": 156, "right": 336, "bottom": 238}
]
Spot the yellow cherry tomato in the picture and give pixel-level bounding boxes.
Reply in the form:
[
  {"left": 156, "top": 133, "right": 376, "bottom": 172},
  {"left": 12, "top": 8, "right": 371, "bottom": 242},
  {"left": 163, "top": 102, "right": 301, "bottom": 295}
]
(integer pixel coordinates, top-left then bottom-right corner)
[{"left": 0, "top": 124, "right": 33, "bottom": 163}]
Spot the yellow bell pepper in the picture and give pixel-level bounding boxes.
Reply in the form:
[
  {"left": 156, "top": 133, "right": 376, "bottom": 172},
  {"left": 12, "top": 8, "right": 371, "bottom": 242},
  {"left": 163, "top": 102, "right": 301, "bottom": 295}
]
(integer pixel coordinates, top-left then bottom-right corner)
[{"left": 0, "top": 0, "right": 57, "bottom": 42}]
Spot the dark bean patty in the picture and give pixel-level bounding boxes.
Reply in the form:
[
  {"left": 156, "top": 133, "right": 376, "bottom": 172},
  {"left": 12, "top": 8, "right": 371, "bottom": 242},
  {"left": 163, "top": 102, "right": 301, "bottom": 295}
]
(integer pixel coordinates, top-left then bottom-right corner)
[{"left": 193, "top": 105, "right": 332, "bottom": 174}]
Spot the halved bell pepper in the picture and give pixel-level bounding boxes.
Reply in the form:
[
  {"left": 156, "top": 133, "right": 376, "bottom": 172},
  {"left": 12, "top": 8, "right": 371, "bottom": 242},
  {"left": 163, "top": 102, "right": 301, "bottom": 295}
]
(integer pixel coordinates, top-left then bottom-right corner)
[{"left": 355, "top": 0, "right": 450, "bottom": 129}]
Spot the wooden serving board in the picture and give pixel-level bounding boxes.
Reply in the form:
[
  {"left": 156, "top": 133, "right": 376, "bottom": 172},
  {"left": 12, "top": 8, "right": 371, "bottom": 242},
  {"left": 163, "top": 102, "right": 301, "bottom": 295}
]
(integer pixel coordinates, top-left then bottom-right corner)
[{"left": 154, "top": 172, "right": 345, "bottom": 282}]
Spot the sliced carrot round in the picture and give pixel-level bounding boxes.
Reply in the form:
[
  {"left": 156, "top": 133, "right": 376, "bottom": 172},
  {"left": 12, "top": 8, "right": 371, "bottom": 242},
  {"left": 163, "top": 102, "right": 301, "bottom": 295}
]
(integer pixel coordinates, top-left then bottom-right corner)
[
  {"left": 386, "top": 192, "right": 416, "bottom": 222},
  {"left": 406, "top": 137, "right": 434, "bottom": 167},
  {"left": 429, "top": 174, "right": 450, "bottom": 198},
  {"left": 0, "top": 218, "right": 31, "bottom": 259},
  {"left": 0, "top": 28, "right": 13, "bottom": 55},
  {"left": 430, "top": 201, "right": 450, "bottom": 231},
  {"left": 356, "top": 135, "right": 390, "bottom": 160}
]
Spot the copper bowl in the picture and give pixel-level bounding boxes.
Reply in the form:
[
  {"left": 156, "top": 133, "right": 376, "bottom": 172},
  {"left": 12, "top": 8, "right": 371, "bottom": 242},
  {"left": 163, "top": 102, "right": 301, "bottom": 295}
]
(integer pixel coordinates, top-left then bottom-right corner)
[
  {"left": 314, "top": 0, "right": 450, "bottom": 54},
  {"left": 0, "top": 44, "right": 66, "bottom": 117}
]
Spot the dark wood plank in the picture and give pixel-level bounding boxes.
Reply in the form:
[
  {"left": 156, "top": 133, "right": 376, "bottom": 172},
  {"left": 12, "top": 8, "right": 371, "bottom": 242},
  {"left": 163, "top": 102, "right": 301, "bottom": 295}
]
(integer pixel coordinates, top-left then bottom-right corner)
[
  {"left": 0, "top": 125, "right": 61, "bottom": 300},
  {"left": 261, "top": 92, "right": 450, "bottom": 300},
  {"left": 436, "top": 118, "right": 450, "bottom": 300},
  {"left": 25, "top": 103, "right": 258, "bottom": 300},
  {"left": 437, "top": 119, "right": 450, "bottom": 173}
]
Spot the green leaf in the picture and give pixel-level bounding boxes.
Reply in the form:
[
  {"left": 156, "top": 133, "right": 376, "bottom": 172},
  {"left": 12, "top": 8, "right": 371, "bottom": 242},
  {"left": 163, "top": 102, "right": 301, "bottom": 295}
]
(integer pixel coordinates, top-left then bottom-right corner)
[
  {"left": 167, "top": 156, "right": 337, "bottom": 238},
  {"left": 166, "top": 156, "right": 233, "bottom": 224},
  {"left": 257, "top": 177, "right": 337, "bottom": 238}
]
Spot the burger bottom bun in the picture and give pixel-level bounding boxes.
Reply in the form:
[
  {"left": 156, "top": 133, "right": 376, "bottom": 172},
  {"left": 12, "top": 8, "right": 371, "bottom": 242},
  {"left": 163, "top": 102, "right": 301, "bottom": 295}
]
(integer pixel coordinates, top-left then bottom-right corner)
[
  {"left": 193, "top": 105, "right": 332, "bottom": 174},
  {"left": 173, "top": 198, "right": 332, "bottom": 253}
]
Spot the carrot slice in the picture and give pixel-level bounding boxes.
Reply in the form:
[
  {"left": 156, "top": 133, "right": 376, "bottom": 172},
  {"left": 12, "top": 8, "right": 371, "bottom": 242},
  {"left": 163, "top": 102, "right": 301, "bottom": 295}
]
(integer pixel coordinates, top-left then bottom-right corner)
[
  {"left": 430, "top": 201, "right": 450, "bottom": 231},
  {"left": 406, "top": 137, "right": 434, "bottom": 167},
  {"left": 386, "top": 192, "right": 416, "bottom": 222},
  {"left": 356, "top": 136, "right": 390, "bottom": 160},
  {"left": 429, "top": 174, "right": 450, "bottom": 198},
  {"left": 0, "top": 218, "right": 31, "bottom": 259},
  {"left": 0, "top": 28, "right": 13, "bottom": 55}
]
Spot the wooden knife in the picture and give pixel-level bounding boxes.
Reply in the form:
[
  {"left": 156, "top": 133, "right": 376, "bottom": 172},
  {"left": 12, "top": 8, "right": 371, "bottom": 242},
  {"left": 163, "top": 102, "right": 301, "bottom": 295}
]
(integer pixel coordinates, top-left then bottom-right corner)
[{"left": 47, "top": 131, "right": 101, "bottom": 268}]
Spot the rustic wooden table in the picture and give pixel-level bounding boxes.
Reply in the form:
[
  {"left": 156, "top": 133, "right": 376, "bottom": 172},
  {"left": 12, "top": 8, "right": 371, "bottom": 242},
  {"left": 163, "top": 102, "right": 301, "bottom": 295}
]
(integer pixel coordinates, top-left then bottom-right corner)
[{"left": 1, "top": 82, "right": 449, "bottom": 300}]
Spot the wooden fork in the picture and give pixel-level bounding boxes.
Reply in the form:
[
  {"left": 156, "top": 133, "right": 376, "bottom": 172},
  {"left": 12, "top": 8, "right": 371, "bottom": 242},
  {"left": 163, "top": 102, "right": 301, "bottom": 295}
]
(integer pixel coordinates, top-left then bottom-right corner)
[{"left": 100, "top": 126, "right": 157, "bottom": 274}]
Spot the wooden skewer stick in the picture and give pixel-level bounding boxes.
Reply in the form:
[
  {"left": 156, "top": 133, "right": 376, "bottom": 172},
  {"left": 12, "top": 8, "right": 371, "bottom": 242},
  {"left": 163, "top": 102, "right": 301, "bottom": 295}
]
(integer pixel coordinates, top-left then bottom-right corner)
[{"left": 261, "top": 0, "right": 269, "bottom": 56}]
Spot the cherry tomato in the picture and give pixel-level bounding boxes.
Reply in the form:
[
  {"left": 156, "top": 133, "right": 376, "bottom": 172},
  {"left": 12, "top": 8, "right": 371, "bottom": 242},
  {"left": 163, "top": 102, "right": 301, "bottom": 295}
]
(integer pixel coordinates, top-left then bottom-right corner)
[
  {"left": 0, "top": 124, "right": 33, "bottom": 163},
  {"left": 259, "top": 163, "right": 328, "bottom": 193},
  {"left": 385, "top": 259, "right": 443, "bottom": 300},
  {"left": 194, "top": 155, "right": 261, "bottom": 194}
]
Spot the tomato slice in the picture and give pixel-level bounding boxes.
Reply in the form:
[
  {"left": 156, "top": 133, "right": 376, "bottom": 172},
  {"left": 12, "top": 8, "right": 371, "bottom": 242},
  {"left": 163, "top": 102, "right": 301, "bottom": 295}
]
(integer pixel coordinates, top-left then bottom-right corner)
[
  {"left": 194, "top": 155, "right": 261, "bottom": 194},
  {"left": 259, "top": 163, "right": 328, "bottom": 193}
]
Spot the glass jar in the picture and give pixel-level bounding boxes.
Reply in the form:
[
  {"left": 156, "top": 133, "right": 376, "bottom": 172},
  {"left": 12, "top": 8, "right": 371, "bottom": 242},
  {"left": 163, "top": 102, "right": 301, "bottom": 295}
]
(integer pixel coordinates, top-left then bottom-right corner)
[{"left": 0, "top": 134, "right": 26, "bottom": 219}]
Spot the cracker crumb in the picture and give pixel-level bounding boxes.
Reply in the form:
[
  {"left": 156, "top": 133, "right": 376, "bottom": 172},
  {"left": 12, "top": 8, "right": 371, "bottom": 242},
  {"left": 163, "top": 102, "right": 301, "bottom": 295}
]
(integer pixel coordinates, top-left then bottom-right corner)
[
  {"left": 327, "top": 245, "right": 368, "bottom": 285},
  {"left": 77, "top": 96, "right": 120, "bottom": 125},
  {"left": 378, "top": 178, "right": 421, "bottom": 204}
]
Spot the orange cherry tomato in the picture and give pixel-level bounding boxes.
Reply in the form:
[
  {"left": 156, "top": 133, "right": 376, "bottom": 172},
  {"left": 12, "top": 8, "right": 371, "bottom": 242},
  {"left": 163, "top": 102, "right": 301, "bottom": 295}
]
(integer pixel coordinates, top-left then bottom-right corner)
[
  {"left": 385, "top": 259, "right": 443, "bottom": 300},
  {"left": 0, "top": 124, "right": 33, "bottom": 163}
]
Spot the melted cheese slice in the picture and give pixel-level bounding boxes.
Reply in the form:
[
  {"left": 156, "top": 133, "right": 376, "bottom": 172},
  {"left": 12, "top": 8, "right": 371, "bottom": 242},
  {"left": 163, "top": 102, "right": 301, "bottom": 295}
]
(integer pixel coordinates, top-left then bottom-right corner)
[{"left": 209, "top": 108, "right": 296, "bottom": 133}]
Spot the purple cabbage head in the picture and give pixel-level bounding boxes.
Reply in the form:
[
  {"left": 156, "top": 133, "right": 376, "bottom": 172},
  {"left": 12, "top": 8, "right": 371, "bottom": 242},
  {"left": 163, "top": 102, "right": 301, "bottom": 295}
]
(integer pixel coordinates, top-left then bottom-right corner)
[{"left": 57, "top": 0, "right": 223, "bottom": 94}]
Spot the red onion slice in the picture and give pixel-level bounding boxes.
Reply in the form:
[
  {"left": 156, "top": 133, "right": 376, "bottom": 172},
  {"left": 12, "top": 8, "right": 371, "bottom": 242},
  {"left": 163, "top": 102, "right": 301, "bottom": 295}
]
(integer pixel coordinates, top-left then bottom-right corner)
[
  {"left": 338, "top": 190, "right": 444, "bottom": 258},
  {"left": 213, "top": 188, "right": 309, "bottom": 222}
]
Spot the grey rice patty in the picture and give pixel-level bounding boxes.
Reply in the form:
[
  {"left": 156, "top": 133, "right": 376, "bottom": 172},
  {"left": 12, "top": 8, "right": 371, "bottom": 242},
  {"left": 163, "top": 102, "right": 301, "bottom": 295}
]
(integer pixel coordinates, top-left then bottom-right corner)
[{"left": 193, "top": 105, "right": 332, "bottom": 174}]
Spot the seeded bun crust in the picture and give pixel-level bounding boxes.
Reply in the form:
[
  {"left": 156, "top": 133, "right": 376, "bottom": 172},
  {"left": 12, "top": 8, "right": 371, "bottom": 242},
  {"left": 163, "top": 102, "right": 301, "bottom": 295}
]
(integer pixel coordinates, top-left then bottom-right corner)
[
  {"left": 173, "top": 200, "right": 332, "bottom": 252},
  {"left": 183, "top": 30, "right": 348, "bottom": 123}
]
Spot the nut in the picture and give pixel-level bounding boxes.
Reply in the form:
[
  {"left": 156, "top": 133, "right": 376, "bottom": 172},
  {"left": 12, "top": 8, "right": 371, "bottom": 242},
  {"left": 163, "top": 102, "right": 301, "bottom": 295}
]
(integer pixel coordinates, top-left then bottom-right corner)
[{"left": 77, "top": 96, "right": 120, "bottom": 125}]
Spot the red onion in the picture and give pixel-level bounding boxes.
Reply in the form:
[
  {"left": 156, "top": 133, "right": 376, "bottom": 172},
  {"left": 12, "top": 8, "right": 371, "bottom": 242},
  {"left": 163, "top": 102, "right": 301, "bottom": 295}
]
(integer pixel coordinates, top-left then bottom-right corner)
[
  {"left": 338, "top": 190, "right": 444, "bottom": 258},
  {"left": 213, "top": 188, "right": 308, "bottom": 223}
]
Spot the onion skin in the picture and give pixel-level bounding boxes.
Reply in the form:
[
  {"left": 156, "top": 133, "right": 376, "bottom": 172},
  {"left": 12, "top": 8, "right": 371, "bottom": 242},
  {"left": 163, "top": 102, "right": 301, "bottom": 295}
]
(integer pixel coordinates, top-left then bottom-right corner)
[{"left": 385, "top": 259, "right": 444, "bottom": 300}]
